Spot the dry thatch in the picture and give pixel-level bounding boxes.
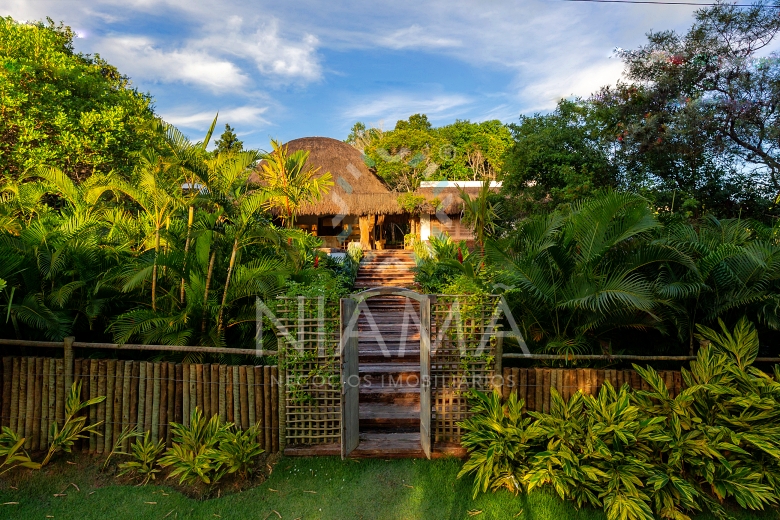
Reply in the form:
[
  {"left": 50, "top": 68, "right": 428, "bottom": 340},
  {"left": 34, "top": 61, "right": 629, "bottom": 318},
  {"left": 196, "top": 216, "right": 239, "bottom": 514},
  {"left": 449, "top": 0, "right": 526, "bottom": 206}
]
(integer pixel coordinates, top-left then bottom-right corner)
[{"left": 249, "top": 137, "right": 403, "bottom": 216}]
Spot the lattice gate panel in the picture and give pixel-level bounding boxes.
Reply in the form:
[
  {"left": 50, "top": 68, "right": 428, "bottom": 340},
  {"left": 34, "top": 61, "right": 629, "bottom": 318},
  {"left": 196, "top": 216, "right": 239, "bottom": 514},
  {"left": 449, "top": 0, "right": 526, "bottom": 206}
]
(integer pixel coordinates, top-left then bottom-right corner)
[
  {"left": 276, "top": 296, "right": 341, "bottom": 446},
  {"left": 431, "top": 294, "right": 501, "bottom": 445}
]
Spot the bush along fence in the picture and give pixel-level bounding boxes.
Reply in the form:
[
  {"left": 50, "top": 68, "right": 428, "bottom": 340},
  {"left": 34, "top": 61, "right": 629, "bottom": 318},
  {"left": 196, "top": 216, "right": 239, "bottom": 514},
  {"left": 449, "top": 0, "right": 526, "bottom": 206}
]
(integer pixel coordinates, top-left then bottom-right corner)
[
  {"left": 498, "top": 367, "right": 684, "bottom": 413},
  {"left": 0, "top": 353, "right": 281, "bottom": 454}
]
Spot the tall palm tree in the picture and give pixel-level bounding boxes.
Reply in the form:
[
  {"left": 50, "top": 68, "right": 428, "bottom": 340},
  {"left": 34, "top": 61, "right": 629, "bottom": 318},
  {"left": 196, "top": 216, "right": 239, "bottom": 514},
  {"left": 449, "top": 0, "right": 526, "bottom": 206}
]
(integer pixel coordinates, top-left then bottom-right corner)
[
  {"left": 459, "top": 179, "right": 502, "bottom": 252},
  {"left": 257, "top": 140, "right": 333, "bottom": 228}
]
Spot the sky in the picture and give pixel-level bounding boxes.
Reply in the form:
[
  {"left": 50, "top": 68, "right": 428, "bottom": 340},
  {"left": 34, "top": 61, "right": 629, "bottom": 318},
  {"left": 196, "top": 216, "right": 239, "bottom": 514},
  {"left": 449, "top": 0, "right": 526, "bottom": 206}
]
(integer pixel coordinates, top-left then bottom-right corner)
[{"left": 3, "top": 0, "right": 701, "bottom": 150}]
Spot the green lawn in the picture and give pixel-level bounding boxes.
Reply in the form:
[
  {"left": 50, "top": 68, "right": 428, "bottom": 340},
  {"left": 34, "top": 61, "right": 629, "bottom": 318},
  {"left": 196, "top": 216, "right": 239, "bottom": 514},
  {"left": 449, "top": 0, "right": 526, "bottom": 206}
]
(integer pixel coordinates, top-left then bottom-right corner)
[{"left": 1, "top": 456, "right": 778, "bottom": 520}]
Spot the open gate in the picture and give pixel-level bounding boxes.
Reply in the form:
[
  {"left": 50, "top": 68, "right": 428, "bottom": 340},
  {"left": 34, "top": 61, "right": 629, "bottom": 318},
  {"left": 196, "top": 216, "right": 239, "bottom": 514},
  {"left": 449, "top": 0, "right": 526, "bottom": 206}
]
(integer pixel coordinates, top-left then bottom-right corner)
[{"left": 278, "top": 291, "right": 501, "bottom": 458}]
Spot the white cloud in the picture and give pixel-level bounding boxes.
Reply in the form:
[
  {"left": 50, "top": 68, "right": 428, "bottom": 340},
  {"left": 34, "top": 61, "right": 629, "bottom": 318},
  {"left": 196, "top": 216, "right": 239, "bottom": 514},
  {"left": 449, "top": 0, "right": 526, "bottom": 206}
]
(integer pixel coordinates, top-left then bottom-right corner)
[
  {"left": 99, "top": 36, "right": 249, "bottom": 92},
  {"left": 344, "top": 93, "right": 472, "bottom": 124},
  {"left": 519, "top": 58, "right": 627, "bottom": 112},
  {"left": 378, "top": 24, "right": 462, "bottom": 50},
  {"left": 210, "top": 17, "right": 322, "bottom": 84},
  {"left": 162, "top": 105, "right": 270, "bottom": 128}
]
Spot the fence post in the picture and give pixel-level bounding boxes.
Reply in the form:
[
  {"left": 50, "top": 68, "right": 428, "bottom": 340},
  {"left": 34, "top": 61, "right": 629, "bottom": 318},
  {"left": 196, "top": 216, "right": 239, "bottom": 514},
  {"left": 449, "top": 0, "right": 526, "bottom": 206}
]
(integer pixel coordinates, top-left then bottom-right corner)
[
  {"left": 277, "top": 336, "right": 286, "bottom": 452},
  {"left": 63, "top": 336, "right": 75, "bottom": 392},
  {"left": 493, "top": 333, "right": 503, "bottom": 394}
]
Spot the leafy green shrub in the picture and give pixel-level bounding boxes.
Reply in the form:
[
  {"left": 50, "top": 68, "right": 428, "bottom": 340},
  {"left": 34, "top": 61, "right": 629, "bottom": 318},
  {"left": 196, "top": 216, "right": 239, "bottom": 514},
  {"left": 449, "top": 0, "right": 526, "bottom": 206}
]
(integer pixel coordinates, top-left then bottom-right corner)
[
  {"left": 118, "top": 431, "right": 165, "bottom": 484},
  {"left": 215, "top": 423, "right": 264, "bottom": 479},
  {"left": 413, "top": 234, "right": 468, "bottom": 293},
  {"left": 459, "top": 318, "right": 780, "bottom": 520},
  {"left": 157, "top": 408, "right": 264, "bottom": 486},
  {"left": 458, "top": 391, "right": 538, "bottom": 498},
  {"left": 41, "top": 381, "right": 106, "bottom": 466},
  {"left": 0, "top": 427, "right": 40, "bottom": 475}
]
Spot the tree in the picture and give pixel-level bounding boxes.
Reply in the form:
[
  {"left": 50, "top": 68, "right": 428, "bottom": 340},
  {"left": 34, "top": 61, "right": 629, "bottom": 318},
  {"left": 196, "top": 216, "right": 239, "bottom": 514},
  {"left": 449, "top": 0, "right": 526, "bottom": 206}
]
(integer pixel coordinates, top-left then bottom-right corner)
[
  {"left": 357, "top": 115, "right": 512, "bottom": 190},
  {"left": 213, "top": 124, "right": 244, "bottom": 155},
  {"left": 0, "top": 17, "right": 157, "bottom": 181},
  {"left": 459, "top": 180, "right": 502, "bottom": 251},
  {"left": 501, "top": 99, "right": 618, "bottom": 215},
  {"left": 608, "top": 2, "right": 780, "bottom": 218},
  {"left": 257, "top": 140, "right": 333, "bottom": 228}
]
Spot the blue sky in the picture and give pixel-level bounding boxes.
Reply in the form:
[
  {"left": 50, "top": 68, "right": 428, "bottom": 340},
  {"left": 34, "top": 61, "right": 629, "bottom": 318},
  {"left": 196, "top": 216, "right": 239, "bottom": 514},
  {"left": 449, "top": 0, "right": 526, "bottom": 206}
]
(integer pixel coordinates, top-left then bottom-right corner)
[{"left": 5, "top": 0, "right": 701, "bottom": 151}]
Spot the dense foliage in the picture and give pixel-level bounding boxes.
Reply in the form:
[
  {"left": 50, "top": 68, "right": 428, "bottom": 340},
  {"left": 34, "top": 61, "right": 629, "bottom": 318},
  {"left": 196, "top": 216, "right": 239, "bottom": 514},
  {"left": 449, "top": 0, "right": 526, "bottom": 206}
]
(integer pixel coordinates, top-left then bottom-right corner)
[
  {"left": 347, "top": 115, "right": 513, "bottom": 191},
  {"left": 502, "top": 3, "right": 780, "bottom": 221},
  {"left": 0, "top": 18, "right": 157, "bottom": 181},
  {"left": 415, "top": 190, "right": 780, "bottom": 356},
  {"left": 459, "top": 318, "right": 780, "bottom": 520},
  {"left": 0, "top": 119, "right": 343, "bottom": 348}
]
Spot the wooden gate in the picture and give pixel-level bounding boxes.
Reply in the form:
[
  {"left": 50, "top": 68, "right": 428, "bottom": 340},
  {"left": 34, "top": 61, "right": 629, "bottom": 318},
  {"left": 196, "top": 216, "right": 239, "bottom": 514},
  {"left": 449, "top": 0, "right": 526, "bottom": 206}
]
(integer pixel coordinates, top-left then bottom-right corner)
[{"left": 340, "top": 298, "right": 360, "bottom": 458}]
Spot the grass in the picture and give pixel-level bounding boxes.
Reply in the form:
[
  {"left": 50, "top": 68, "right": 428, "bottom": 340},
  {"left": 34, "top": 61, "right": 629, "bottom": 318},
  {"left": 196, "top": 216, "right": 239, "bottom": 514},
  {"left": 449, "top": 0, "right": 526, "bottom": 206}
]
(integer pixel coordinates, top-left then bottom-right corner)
[{"left": 1, "top": 455, "right": 779, "bottom": 520}]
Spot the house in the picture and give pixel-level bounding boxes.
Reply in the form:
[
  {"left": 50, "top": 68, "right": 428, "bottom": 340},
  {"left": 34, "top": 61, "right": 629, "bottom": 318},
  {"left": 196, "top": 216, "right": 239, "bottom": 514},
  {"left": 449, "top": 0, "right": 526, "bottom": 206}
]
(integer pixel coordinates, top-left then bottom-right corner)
[{"left": 254, "top": 137, "right": 501, "bottom": 250}]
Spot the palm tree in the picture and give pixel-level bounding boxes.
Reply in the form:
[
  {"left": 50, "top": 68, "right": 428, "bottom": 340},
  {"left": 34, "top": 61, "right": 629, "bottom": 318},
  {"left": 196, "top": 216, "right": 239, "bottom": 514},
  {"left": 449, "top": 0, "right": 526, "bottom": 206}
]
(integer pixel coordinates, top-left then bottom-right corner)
[
  {"left": 487, "top": 191, "right": 692, "bottom": 355},
  {"left": 459, "top": 180, "right": 502, "bottom": 252},
  {"left": 257, "top": 139, "right": 333, "bottom": 228}
]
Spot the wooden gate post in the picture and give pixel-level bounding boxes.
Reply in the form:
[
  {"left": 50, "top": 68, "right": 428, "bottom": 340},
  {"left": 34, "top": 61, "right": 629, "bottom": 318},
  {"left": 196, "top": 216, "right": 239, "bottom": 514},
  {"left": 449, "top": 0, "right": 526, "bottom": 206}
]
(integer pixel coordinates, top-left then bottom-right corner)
[
  {"left": 63, "top": 336, "right": 75, "bottom": 392},
  {"left": 277, "top": 336, "right": 286, "bottom": 452}
]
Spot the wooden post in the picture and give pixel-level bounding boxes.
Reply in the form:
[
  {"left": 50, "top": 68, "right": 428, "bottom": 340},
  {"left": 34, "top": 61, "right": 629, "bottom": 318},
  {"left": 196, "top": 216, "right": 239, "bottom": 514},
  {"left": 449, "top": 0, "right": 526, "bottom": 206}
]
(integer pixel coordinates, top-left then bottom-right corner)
[
  {"left": 54, "top": 359, "right": 64, "bottom": 430},
  {"left": 196, "top": 364, "right": 204, "bottom": 415},
  {"left": 232, "top": 366, "right": 240, "bottom": 425},
  {"left": 189, "top": 365, "right": 197, "bottom": 418},
  {"left": 144, "top": 364, "right": 154, "bottom": 434},
  {"left": 136, "top": 362, "right": 146, "bottom": 435},
  {"left": 246, "top": 366, "right": 256, "bottom": 427},
  {"left": 113, "top": 360, "right": 124, "bottom": 449},
  {"left": 239, "top": 366, "right": 249, "bottom": 429},
  {"left": 182, "top": 363, "right": 190, "bottom": 426},
  {"left": 2, "top": 358, "right": 11, "bottom": 428},
  {"left": 255, "top": 366, "right": 265, "bottom": 450},
  {"left": 23, "top": 357, "right": 34, "bottom": 448},
  {"left": 151, "top": 362, "right": 161, "bottom": 443},
  {"left": 174, "top": 364, "right": 183, "bottom": 424},
  {"left": 10, "top": 358, "right": 20, "bottom": 434},
  {"left": 218, "top": 365, "right": 226, "bottom": 422},
  {"left": 39, "top": 358, "right": 49, "bottom": 450},
  {"left": 493, "top": 335, "right": 503, "bottom": 393},
  {"left": 121, "top": 362, "right": 132, "bottom": 450},
  {"left": 277, "top": 338, "right": 286, "bottom": 451},
  {"left": 47, "top": 359, "right": 56, "bottom": 446},
  {"left": 129, "top": 362, "right": 139, "bottom": 439},
  {"left": 158, "top": 363, "right": 168, "bottom": 442},
  {"left": 210, "top": 365, "right": 219, "bottom": 420},
  {"left": 166, "top": 362, "right": 175, "bottom": 446},
  {"left": 63, "top": 336, "right": 75, "bottom": 393},
  {"left": 263, "top": 365, "right": 271, "bottom": 450},
  {"left": 271, "top": 366, "right": 279, "bottom": 453},
  {"left": 32, "top": 358, "right": 43, "bottom": 450},
  {"left": 202, "top": 364, "right": 210, "bottom": 418}
]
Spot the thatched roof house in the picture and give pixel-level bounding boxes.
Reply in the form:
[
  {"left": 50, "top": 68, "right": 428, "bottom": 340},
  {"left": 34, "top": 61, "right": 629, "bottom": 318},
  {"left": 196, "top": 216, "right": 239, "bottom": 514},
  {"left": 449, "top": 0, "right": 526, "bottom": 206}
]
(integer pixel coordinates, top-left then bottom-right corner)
[
  {"left": 251, "top": 137, "right": 403, "bottom": 217},
  {"left": 253, "top": 137, "right": 500, "bottom": 249}
]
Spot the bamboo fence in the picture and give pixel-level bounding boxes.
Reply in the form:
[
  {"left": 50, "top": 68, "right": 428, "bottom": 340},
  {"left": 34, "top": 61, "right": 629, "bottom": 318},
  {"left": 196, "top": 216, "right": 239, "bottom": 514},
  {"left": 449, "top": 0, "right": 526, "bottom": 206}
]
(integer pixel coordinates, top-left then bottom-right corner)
[
  {"left": 499, "top": 366, "right": 685, "bottom": 413},
  {"left": 0, "top": 356, "right": 281, "bottom": 453}
]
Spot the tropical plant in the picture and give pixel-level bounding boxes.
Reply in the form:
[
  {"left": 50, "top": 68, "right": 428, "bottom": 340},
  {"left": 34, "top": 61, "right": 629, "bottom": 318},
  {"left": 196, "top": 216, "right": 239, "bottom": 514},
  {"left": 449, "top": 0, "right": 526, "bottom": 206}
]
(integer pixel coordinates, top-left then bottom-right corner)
[
  {"left": 257, "top": 139, "right": 333, "bottom": 228},
  {"left": 103, "top": 425, "right": 139, "bottom": 470},
  {"left": 458, "top": 390, "right": 539, "bottom": 498},
  {"left": 0, "top": 427, "right": 40, "bottom": 476},
  {"left": 460, "top": 318, "right": 780, "bottom": 520},
  {"left": 459, "top": 179, "right": 502, "bottom": 250},
  {"left": 41, "top": 381, "right": 106, "bottom": 466},
  {"left": 487, "top": 191, "right": 692, "bottom": 355},
  {"left": 117, "top": 431, "right": 165, "bottom": 484},
  {"left": 215, "top": 423, "right": 264, "bottom": 479},
  {"left": 158, "top": 408, "right": 229, "bottom": 485}
]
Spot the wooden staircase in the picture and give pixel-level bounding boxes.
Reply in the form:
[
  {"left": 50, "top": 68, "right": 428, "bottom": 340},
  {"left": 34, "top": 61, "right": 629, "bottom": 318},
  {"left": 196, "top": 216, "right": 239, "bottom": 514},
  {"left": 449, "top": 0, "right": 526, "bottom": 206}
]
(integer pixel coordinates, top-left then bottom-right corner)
[{"left": 355, "top": 251, "right": 425, "bottom": 457}]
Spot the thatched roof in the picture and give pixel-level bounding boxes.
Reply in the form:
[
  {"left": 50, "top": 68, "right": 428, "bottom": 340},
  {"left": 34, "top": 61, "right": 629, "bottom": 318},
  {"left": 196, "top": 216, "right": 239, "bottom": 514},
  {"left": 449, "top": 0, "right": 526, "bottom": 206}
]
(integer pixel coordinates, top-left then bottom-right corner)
[{"left": 250, "top": 137, "right": 403, "bottom": 217}]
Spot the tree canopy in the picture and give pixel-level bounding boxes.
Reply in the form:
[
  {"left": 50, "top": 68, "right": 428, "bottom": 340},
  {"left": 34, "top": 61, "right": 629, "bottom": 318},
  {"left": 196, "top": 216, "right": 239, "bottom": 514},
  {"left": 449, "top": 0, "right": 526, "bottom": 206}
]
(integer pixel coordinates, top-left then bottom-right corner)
[
  {"left": 347, "top": 115, "right": 513, "bottom": 191},
  {"left": 0, "top": 17, "right": 157, "bottom": 181}
]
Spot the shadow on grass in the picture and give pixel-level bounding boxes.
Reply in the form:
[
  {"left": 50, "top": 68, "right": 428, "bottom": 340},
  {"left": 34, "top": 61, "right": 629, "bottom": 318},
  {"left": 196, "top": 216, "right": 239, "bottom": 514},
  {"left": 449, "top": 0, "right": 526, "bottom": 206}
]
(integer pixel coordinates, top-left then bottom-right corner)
[{"left": 1, "top": 455, "right": 779, "bottom": 520}]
